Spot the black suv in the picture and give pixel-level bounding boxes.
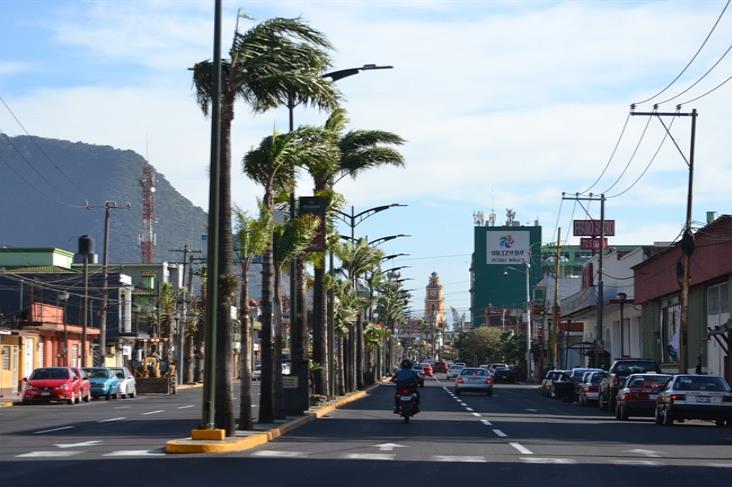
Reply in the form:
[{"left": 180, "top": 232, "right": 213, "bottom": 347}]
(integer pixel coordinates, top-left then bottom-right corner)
[{"left": 598, "top": 358, "right": 662, "bottom": 411}]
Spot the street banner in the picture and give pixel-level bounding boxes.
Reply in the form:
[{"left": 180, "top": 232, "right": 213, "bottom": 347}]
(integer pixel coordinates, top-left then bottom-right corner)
[
  {"left": 580, "top": 238, "right": 608, "bottom": 250},
  {"left": 573, "top": 219, "right": 615, "bottom": 236},
  {"left": 486, "top": 230, "right": 530, "bottom": 264},
  {"left": 299, "top": 196, "right": 326, "bottom": 252}
]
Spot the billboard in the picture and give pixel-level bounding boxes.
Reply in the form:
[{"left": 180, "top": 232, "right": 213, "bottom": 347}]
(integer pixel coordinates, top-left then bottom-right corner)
[
  {"left": 580, "top": 238, "right": 608, "bottom": 250},
  {"left": 486, "top": 231, "right": 530, "bottom": 264},
  {"left": 573, "top": 220, "right": 615, "bottom": 237}
]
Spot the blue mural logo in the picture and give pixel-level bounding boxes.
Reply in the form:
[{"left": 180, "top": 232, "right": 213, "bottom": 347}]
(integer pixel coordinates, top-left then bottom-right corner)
[{"left": 499, "top": 235, "right": 515, "bottom": 249}]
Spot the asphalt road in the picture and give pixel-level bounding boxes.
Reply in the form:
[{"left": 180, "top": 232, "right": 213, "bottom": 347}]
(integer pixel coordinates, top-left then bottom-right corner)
[{"left": 1, "top": 377, "right": 731, "bottom": 487}]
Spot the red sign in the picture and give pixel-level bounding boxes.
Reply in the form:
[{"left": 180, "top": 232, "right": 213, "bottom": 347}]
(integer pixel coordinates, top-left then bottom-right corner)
[
  {"left": 573, "top": 219, "right": 615, "bottom": 237},
  {"left": 580, "top": 238, "right": 608, "bottom": 250}
]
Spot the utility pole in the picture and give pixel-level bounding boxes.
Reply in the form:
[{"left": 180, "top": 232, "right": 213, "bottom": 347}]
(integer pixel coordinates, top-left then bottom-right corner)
[
  {"left": 86, "top": 201, "right": 130, "bottom": 366},
  {"left": 169, "top": 245, "right": 203, "bottom": 385},
  {"left": 551, "top": 227, "right": 561, "bottom": 367},
  {"left": 630, "top": 106, "right": 697, "bottom": 374}
]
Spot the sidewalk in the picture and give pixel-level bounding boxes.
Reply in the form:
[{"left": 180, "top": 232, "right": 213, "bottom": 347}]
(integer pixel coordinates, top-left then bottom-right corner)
[{"left": 165, "top": 378, "right": 389, "bottom": 454}]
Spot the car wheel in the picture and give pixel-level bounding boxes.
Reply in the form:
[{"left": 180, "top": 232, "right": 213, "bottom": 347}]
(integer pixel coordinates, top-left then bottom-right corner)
[
  {"left": 67, "top": 393, "right": 75, "bottom": 405},
  {"left": 620, "top": 405, "right": 629, "bottom": 421},
  {"left": 654, "top": 407, "right": 663, "bottom": 425},
  {"left": 662, "top": 407, "right": 674, "bottom": 426},
  {"left": 129, "top": 388, "right": 136, "bottom": 398},
  {"left": 83, "top": 390, "right": 91, "bottom": 403},
  {"left": 598, "top": 394, "right": 606, "bottom": 411},
  {"left": 614, "top": 403, "right": 622, "bottom": 420},
  {"left": 113, "top": 389, "right": 120, "bottom": 400},
  {"left": 105, "top": 391, "right": 111, "bottom": 400}
]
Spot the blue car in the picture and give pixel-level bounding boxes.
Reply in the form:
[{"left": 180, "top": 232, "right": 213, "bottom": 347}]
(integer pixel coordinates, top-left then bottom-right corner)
[{"left": 83, "top": 367, "right": 120, "bottom": 400}]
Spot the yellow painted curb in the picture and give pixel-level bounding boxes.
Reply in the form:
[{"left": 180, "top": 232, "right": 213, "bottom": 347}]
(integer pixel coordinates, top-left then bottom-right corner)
[
  {"left": 177, "top": 383, "right": 204, "bottom": 391},
  {"left": 1, "top": 401, "right": 14, "bottom": 408},
  {"left": 165, "top": 384, "right": 382, "bottom": 454},
  {"left": 191, "top": 429, "right": 226, "bottom": 441}
]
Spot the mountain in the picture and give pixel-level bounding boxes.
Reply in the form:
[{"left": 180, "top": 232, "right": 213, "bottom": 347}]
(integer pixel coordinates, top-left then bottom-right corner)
[{"left": 0, "top": 134, "right": 207, "bottom": 263}]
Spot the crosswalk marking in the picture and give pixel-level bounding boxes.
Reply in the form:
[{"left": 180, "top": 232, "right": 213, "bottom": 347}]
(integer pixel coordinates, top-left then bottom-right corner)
[
  {"left": 465, "top": 407, "right": 474, "bottom": 412},
  {"left": 103, "top": 449, "right": 166, "bottom": 457},
  {"left": 17, "top": 451, "right": 82, "bottom": 458},
  {"left": 509, "top": 442, "right": 533, "bottom": 455},
  {"left": 480, "top": 419, "right": 492, "bottom": 426},
  {"left": 492, "top": 429, "right": 508, "bottom": 437},
  {"left": 521, "top": 457, "right": 576, "bottom": 464},
  {"left": 611, "top": 460, "right": 660, "bottom": 466},
  {"left": 251, "top": 450, "right": 306, "bottom": 458},
  {"left": 471, "top": 412, "right": 481, "bottom": 417},
  {"left": 432, "top": 455, "right": 486, "bottom": 463},
  {"left": 344, "top": 453, "right": 395, "bottom": 461}
]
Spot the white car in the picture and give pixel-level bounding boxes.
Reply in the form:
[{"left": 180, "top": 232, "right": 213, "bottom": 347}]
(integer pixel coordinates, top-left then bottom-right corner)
[
  {"left": 447, "top": 365, "right": 464, "bottom": 379},
  {"left": 110, "top": 367, "right": 136, "bottom": 399}
]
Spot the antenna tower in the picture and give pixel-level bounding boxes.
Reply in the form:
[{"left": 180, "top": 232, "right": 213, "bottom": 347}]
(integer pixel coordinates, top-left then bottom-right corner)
[{"left": 139, "top": 164, "right": 157, "bottom": 263}]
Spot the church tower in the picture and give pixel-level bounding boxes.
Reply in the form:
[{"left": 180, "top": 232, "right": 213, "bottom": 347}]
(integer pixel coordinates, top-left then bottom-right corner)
[{"left": 424, "top": 272, "right": 446, "bottom": 326}]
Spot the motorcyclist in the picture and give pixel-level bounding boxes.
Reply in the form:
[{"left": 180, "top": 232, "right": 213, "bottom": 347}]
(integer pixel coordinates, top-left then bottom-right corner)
[{"left": 390, "top": 358, "right": 421, "bottom": 414}]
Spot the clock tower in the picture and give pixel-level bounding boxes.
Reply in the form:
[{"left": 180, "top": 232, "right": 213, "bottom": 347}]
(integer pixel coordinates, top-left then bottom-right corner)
[{"left": 424, "top": 272, "right": 446, "bottom": 326}]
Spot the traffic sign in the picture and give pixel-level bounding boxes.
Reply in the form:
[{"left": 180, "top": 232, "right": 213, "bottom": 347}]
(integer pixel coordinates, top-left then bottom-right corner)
[{"left": 573, "top": 220, "right": 615, "bottom": 237}]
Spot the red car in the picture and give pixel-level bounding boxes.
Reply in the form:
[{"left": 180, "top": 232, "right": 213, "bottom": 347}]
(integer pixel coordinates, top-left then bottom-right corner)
[
  {"left": 615, "top": 373, "right": 672, "bottom": 420},
  {"left": 23, "top": 367, "right": 84, "bottom": 405},
  {"left": 71, "top": 367, "right": 92, "bottom": 403},
  {"left": 421, "top": 364, "right": 433, "bottom": 377}
]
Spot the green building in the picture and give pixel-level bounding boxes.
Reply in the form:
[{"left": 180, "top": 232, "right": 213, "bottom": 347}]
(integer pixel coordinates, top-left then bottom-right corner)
[
  {"left": 540, "top": 244, "right": 642, "bottom": 278},
  {"left": 470, "top": 223, "right": 542, "bottom": 327}
]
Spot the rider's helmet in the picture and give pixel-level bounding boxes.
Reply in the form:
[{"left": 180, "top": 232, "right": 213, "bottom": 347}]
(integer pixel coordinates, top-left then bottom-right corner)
[{"left": 400, "top": 358, "right": 413, "bottom": 369}]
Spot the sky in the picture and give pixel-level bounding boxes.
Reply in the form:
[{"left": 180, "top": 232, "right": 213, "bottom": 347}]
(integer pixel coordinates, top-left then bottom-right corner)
[{"left": 1, "top": 0, "right": 731, "bottom": 323}]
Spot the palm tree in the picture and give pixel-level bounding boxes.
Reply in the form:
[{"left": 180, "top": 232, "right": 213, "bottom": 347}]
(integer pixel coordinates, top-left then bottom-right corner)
[
  {"left": 299, "top": 108, "right": 404, "bottom": 394},
  {"left": 191, "top": 15, "right": 338, "bottom": 434},
  {"left": 234, "top": 205, "right": 273, "bottom": 430}
]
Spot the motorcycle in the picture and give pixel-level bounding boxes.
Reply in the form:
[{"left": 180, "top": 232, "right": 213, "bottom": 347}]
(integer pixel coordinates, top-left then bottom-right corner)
[{"left": 397, "top": 387, "right": 419, "bottom": 423}]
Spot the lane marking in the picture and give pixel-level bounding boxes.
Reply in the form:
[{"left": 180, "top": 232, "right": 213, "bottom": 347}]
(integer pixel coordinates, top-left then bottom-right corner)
[
  {"left": 177, "top": 405, "right": 195, "bottom": 409},
  {"left": 522, "top": 457, "right": 576, "bottom": 464},
  {"left": 509, "top": 442, "right": 533, "bottom": 455},
  {"left": 142, "top": 410, "right": 164, "bottom": 415},
  {"left": 471, "top": 412, "right": 481, "bottom": 417},
  {"left": 54, "top": 440, "right": 101, "bottom": 448},
  {"left": 374, "top": 443, "right": 405, "bottom": 451},
  {"left": 458, "top": 402, "right": 467, "bottom": 407},
  {"left": 524, "top": 408, "right": 538, "bottom": 412},
  {"left": 251, "top": 450, "right": 306, "bottom": 458},
  {"left": 627, "top": 448, "right": 661, "bottom": 458},
  {"left": 611, "top": 460, "right": 660, "bottom": 466},
  {"left": 465, "top": 407, "right": 474, "bottom": 412},
  {"left": 17, "top": 451, "right": 82, "bottom": 458},
  {"left": 481, "top": 419, "right": 493, "bottom": 426},
  {"left": 492, "top": 429, "right": 508, "bottom": 437},
  {"left": 114, "top": 406, "right": 131, "bottom": 409},
  {"left": 706, "top": 463, "right": 732, "bottom": 468},
  {"left": 344, "top": 453, "right": 395, "bottom": 461},
  {"left": 432, "top": 455, "right": 486, "bottom": 463},
  {"left": 33, "top": 426, "right": 74, "bottom": 435},
  {"left": 97, "top": 417, "right": 126, "bottom": 423},
  {"left": 104, "top": 449, "right": 166, "bottom": 457}
]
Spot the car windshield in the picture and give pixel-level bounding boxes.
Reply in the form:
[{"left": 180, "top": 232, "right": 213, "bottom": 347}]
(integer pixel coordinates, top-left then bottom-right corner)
[
  {"left": 627, "top": 375, "right": 671, "bottom": 388},
  {"left": 460, "top": 368, "right": 488, "bottom": 377},
  {"left": 590, "top": 373, "right": 605, "bottom": 384},
  {"left": 674, "top": 376, "right": 729, "bottom": 392},
  {"left": 84, "top": 369, "right": 110, "bottom": 379},
  {"left": 495, "top": 366, "right": 510, "bottom": 371},
  {"left": 30, "top": 368, "right": 69, "bottom": 380},
  {"left": 111, "top": 369, "right": 125, "bottom": 379},
  {"left": 615, "top": 361, "right": 657, "bottom": 374}
]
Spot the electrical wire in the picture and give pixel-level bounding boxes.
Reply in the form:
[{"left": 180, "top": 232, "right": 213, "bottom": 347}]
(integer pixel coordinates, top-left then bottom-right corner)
[
  {"left": 607, "top": 114, "right": 678, "bottom": 199},
  {"left": 634, "top": 0, "right": 730, "bottom": 105},
  {"left": 678, "top": 73, "right": 732, "bottom": 106},
  {"left": 0, "top": 149, "right": 54, "bottom": 200},
  {"left": 579, "top": 112, "right": 631, "bottom": 195},
  {"left": 656, "top": 42, "right": 732, "bottom": 106},
  {"left": 550, "top": 197, "right": 564, "bottom": 245},
  {"left": 562, "top": 199, "right": 577, "bottom": 245},
  {"left": 601, "top": 115, "right": 653, "bottom": 194}
]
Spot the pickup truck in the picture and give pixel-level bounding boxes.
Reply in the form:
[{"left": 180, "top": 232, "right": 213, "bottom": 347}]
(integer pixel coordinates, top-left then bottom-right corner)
[{"left": 598, "top": 358, "right": 662, "bottom": 411}]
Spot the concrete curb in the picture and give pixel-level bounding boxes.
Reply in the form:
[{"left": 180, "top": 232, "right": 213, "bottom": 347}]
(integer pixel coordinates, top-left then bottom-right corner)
[
  {"left": 176, "top": 383, "right": 204, "bottom": 391},
  {"left": 1, "top": 400, "right": 16, "bottom": 408},
  {"left": 165, "top": 378, "right": 389, "bottom": 454}
]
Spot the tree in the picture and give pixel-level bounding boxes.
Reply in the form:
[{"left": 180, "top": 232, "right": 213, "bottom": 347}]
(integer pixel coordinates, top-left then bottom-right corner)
[
  {"left": 454, "top": 327, "right": 502, "bottom": 366},
  {"left": 191, "top": 15, "right": 338, "bottom": 435},
  {"left": 234, "top": 205, "right": 273, "bottom": 430}
]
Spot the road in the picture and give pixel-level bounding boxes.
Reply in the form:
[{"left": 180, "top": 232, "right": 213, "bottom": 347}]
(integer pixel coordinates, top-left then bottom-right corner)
[{"left": 1, "top": 377, "right": 731, "bottom": 486}]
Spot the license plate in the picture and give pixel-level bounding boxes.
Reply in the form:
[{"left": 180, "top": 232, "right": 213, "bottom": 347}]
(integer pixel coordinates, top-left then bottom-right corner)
[
  {"left": 649, "top": 394, "right": 657, "bottom": 400},
  {"left": 40, "top": 392, "right": 50, "bottom": 396},
  {"left": 696, "top": 396, "right": 710, "bottom": 404},
  {"left": 468, "top": 378, "right": 481, "bottom": 383}
]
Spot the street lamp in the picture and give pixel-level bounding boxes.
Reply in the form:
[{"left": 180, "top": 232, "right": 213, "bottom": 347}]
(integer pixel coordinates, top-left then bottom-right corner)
[
  {"left": 617, "top": 292, "right": 627, "bottom": 358},
  {"left": 58, "top": 291, "right": 70, "bottom": 366},
  {"left": 504, "top": 262, "right": 532, "bottom": 380}
]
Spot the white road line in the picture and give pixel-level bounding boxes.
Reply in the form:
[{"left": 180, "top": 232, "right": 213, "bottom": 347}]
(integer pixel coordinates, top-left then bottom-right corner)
[
  {"left": 97, "top": 417, "right": 126, "bottom": 423},
  {"left": 480, "top": 419, "right": 492, "bottom": 426},
  {"left": 458, "top": 402, "right": 467, "bottom": 407},
  {"left": 611, "top": 460, "right": 660, "bottom": 466},
  {"left": 465, "top": 407, "right": 474, "bottom": 412},
  {"left": 344, "top": 453, "right": 395, "bottom": 461},
  {"left": 113, "top": 406, "right": 131, "bottom": 409},
  {"left": 521, "top": 457, "right": 576, "bottom": 464},
  {"left": 706, "top": 463, "right": 732, "bottom": 468},
  {"left": 471, "top": 412, "right": 481, "bottom": 417},
  {"left": 432, "top": 455, "right": 486, "bottom": 463},
  {"left": 33, "top": 426, "right": 74, "bottom": 435},
  {"left": 142, "top": 410, "right": 164, "bottom": 415},
  {"left": 17, "top": 451, "right": 82, "bottom": 458},
  {"left": 177, "top": 405, "right": 195, "bottom": 409},
  {"left": 492, "top": 429, "right": 508, "bottom": 437},
  {"left": 104, "top": 449, "right": 166, "bottom": 457},
  {"left": 524, "top": 408, "right": 538, "bottom": 412},
  {"left": 509, "top": 442, "right": 533, "bottom": 455},
  {"left": 251, "top": 450, "right": 306, "bottom": 458}
]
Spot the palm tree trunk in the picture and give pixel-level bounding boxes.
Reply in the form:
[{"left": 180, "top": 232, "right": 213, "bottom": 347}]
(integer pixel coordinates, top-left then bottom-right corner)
[
  {"left": 356, "top": 314, "right": 365, "bottom": 389},
  {"left": 312, "top": 260, "right": 327, "bottom": 396},
  {"left": 194, "top": 284, "right": 206, "bottom": 383},
  {"left": 184, "top": 330, "right": 194, "bottom": 383},
  {"left": 336, "top": 333, "right": 344, "bottom": 396},
  {"left": 259, "top": 192, "right": 275, "bottom": 424},
  {"left": 273, "top": 258, "right": 285, "bottom": 419},
  {"left": 238, "top": 262, "right": 253, "bottom": 430}
]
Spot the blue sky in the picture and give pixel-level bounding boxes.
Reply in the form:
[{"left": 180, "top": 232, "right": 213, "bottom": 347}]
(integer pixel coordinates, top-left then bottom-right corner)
[{"left": 1, "top": 0, "right": 731, "bottom": 321}]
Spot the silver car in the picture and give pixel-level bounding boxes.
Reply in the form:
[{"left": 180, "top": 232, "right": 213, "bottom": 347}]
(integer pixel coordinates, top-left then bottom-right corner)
[
  {"left": 110, "top": 367, "right": 136, "bottom": 399},
  {"left": 455, "top": 367, "right": 493, "bottom": 396},
  {"left": 655, "top": 374, "right": 732, "bottom": 426},
  {"left": 447, "top": 364, "right": 464, "bottom": 379}
]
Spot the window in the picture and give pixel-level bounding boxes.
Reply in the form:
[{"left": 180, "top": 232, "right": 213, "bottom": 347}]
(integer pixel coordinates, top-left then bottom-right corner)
[
  {"left": 1, "top": 346, "right": 10, "bottom": 371},
  {"left": 707, "top": 283, "right": 729, "bottom": 316},
  {"left": 660, "top": 304, "right": 681, "bottom": 363}
]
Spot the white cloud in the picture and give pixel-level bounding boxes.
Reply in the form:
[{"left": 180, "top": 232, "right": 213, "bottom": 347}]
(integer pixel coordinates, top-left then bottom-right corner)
[{"left": 0, "top": 61, "right": 34, "bottom": 76}]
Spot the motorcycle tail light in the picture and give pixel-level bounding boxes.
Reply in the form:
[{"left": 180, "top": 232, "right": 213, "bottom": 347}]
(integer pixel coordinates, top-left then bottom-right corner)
[{"left": 399, "top": 389, "right": 412, "bottom": 395}]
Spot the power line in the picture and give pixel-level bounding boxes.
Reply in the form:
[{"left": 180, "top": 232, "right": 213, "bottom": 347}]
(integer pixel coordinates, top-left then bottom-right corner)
[
  {"left": 0, "top": 148, "right": 54, "bottom": 200},
  {"left": 656, "top": 42, "right": 732, "bottom": 106},
  {"left": 580, "top": 112, "right": 631, "bottom": 195},
  {"left": 550, "top": 197, "right": 564, "bottom": 245},
  {"left": 601, "top": 115, "right": 653, "bottom": 194},
  {"left": 678, "top": 73, "right": 732, "bottom": 105},
  {"left": 634, "top": 0, "right": 730, "bottom": 105}
]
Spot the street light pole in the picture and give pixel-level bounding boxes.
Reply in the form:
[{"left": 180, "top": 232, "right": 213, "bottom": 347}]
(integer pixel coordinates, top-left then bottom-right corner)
[
  {"left": 525, "top": 261, "right": 532, "bottom": 381},
  {"left": 617, "top": 292, "right": 627, "bottom": 358}
]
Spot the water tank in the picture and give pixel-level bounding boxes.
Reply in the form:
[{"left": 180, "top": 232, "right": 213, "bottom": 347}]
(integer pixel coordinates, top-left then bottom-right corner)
[{"left": 78, "top": 235, "right": 95, "bottom": 256}]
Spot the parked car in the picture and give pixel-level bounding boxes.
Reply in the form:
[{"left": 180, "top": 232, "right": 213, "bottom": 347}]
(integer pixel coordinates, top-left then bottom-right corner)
[
  {"left": 615, "top": 373, "right": 672, "bottom": 420},
  {"left": 455, "top": 367, "right": 493, "bottom": 396},
  {"left": 447, "top": 364, "right": 464, "bottom": 379},
  {"left": 83, "top": 367, "right": 120, "bottom": 400},
  {"left": 655, "top": 374, "right": 732, "bottom": 426},
  {"left": 578, "top": 371, "right": 607, "bottom": 406},
  {"left": 252, "top": 364, "right": 262, "bottom": 381},
  {"left": 599, "top": 359, "right": 662, "bottom": 411},
  {"left": 110, "top": 367, "right": 137, "bottom": 398},
  {"left": 541, "top": 370, "right": 566, "bottom": 397},
  {"left": 432, "top": 360, "right": 448, "bottom": 374},
  {"left": 491, "top": 365, "right": 517, "bottom": 383},
  {"left": 421, "top": 363, "right": 433, "bottom": 377},
  {"left": 540, "top": 369, "right": 559, "bottom": 396},
  {"left": 550, "top": 371, "right": 575, "bottom": 401},
  {"left": 71, "top": 367, "right": 92, "bottom": 403},
  {"left": 569, "top": 368, "right": 602, "bottom": 400},
  {"left": 411, "top": 364, "right": 426, "bottom": 387},
  {"left": 22, "top": 367, "right": 81, "bottom": 405}
]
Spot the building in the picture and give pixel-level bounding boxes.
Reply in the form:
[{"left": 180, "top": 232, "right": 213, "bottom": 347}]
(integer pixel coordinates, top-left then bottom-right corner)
[
  {"left": 424, "top": 272, "right": 447, "bottom": 359},
  {"left": 540, "top": 244, "right": 644, "bottom": 278},
  {"left": 470, "top": 211, "right": 542, "bottom": 327},
  {"left": 634, "top": 214, "right": 732, "bottom": 381}
]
